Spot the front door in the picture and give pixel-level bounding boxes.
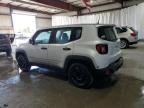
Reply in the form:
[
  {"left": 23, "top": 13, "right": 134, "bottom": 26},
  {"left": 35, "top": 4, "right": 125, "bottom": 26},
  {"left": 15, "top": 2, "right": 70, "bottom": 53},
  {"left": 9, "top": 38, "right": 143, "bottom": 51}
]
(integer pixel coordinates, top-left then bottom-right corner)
[{"left": 30, "top": 29, "right": 52, "bottom": 64}]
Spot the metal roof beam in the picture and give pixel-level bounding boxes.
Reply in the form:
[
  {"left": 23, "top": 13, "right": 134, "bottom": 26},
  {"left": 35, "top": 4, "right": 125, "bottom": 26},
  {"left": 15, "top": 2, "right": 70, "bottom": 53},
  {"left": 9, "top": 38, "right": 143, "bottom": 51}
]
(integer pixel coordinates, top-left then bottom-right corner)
[
  {"left": 31, "top": 0, "right": 81, "bottom": 11},
  {"left": 115, "top": 0, "right": 123, "bottom": 4},
  {"left": 0, "top": 3, "right": 53, "bottom": 15}
]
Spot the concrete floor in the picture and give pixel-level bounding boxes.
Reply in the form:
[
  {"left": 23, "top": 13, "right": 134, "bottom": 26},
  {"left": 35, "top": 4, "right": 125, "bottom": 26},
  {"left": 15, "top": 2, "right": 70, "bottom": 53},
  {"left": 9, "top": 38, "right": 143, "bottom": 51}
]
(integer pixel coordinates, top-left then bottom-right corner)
[
  {"left": 121, "top": 42, "right": 144, "bottom": 80},
  {"left": 0, "top": 43, "right": 144, "bottom": 108}
]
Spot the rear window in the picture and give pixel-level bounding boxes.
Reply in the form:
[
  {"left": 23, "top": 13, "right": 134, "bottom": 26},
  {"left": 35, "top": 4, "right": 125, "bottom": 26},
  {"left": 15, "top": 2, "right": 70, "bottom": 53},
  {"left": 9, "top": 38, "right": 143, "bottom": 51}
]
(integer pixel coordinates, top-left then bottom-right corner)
[
  {"left": 129, "top": 27, "right": 137, "bottom": 33},
  {"left": 98, "top": 26, "right": 117, "bottom": 42}
]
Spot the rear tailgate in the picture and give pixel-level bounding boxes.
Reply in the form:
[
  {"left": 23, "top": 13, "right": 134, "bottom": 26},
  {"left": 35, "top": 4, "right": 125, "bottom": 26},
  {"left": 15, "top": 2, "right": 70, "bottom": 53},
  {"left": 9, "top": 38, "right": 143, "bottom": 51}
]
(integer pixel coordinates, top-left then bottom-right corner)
[
  {"left": 98, "top": 26, "right": 122, "bottom": 66},
  {"left": 128, "top": 27, "right": 138, "bottom": 41}
]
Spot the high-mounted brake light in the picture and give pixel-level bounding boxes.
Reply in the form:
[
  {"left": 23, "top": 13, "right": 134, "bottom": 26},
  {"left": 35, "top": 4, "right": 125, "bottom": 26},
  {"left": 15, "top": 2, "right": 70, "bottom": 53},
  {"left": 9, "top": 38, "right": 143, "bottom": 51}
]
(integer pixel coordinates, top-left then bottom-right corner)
[{"left": 96, "top": 44, "right": 108, "bottom": 54}]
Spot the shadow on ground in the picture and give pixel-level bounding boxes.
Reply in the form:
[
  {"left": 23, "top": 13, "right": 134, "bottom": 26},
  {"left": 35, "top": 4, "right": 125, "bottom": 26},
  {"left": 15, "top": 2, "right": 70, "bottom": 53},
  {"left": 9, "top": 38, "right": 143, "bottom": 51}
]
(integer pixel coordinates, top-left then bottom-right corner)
[
  {"left": 20, "top": 66, "right": 119, "bottom": 89},
  {"left": 123, "top": 45, "right": 138, "bottom": 49}
]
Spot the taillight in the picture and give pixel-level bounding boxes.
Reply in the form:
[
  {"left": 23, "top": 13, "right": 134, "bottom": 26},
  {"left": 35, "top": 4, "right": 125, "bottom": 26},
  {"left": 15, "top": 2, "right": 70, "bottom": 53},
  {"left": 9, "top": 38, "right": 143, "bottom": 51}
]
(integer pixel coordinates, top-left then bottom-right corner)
[
  {"left": 131, "top": 32, "right": 136, "bottom": 37},
  {"left": 96, "top": 44, "right": 108, "bottom": 54}
]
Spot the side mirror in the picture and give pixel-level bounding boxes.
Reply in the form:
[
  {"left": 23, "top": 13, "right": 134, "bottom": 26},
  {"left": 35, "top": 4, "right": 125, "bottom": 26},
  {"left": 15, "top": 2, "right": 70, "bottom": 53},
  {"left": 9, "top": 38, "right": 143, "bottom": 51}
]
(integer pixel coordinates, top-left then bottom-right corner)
[{"left": 29, "top": 39, "right": 34, "bottom": 45}]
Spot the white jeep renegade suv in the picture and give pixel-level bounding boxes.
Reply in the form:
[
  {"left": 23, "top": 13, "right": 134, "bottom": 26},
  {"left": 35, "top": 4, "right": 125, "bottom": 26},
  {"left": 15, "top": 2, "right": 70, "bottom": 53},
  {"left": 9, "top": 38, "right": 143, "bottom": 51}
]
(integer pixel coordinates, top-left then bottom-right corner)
[{"left": 16, "top": 24, "right": 123, "bottom": 88}]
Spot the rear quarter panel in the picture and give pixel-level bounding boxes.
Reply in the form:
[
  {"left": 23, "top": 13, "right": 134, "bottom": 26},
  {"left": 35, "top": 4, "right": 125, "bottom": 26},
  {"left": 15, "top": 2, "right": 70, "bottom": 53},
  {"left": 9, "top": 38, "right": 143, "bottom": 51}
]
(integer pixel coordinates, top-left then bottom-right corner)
[{"left": 73, "top": 25, "right": 122, "bottom": 69}]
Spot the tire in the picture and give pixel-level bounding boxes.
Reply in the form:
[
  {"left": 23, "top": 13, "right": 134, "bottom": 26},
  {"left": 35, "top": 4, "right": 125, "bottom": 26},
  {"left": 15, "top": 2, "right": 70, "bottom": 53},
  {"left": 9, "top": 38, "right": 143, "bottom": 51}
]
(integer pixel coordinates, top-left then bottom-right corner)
[
  {"left": 120, "top": 39, "right": 129, "bottom": 49},
  {"left": 16, "top": 54, "right": 31, "bottom": 72},
  {"left": 68, "top": 63, "right": 94, "bottom": 89}
]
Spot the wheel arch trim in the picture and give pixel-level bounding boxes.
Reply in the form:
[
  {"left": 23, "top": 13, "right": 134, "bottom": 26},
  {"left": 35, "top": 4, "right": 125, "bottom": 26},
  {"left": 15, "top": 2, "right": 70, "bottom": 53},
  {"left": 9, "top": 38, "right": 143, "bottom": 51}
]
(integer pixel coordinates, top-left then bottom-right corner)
[
  {"left": 64, "top": 55, "right": 96, "bottom": 72},
  {"left": 120, "top": 38, "right": 129, "bottom": 43},
  {"left": 15, "top": 49, "right": 27, "bottom": 59}
]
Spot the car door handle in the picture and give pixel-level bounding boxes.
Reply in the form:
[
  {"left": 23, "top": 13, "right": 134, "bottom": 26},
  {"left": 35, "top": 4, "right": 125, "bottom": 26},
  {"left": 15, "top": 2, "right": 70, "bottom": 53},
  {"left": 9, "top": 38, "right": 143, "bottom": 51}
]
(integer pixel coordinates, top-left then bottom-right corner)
[
  {"left": 41, "top": 47, "right": 47, "bottom": 50},
  {"left": 63, "top": 47, "right": 71, "bottom": 51}
]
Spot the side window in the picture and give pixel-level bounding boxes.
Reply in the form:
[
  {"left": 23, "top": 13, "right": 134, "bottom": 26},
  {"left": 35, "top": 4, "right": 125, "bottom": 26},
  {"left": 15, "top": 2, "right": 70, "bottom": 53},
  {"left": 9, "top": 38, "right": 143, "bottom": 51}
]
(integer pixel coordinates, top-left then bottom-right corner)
[
  {"left": 55, "top": 29, "right": 72, "bottom": 44},
  {"left": 121, "top": 27, "right": 127, "bottom": 32},
  {"left": 116, "top": 27, "right": 127, "bottom": 34},
  {"left": 73, "top": 28, "right": 82, "bottom": 40},
  {"left": 35, "top": 30, "right": 52, "bottom": 44},
  {"left": 116, "top": 28, "right": 122, "bottom": 34}
]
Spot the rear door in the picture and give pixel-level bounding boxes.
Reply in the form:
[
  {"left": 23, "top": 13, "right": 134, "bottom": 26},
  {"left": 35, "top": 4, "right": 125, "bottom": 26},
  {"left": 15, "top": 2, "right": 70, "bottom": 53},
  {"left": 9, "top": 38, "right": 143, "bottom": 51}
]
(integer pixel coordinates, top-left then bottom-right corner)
[
  {"left": 98, "top": 26, "right": 121, "bottom": 63},
  {"left": 47, "top": 27, "right": 78, "bottom": 68}
]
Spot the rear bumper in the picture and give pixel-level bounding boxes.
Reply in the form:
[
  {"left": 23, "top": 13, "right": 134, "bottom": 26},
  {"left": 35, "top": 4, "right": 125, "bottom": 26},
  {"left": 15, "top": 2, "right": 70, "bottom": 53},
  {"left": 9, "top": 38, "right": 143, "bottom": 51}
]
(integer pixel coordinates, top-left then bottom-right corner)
[
  {"left": 96, "top": 57, "right": 123, "bottom": 76},
  {"left": 129, "top": 41, "right": 138, "bottom": 45}
]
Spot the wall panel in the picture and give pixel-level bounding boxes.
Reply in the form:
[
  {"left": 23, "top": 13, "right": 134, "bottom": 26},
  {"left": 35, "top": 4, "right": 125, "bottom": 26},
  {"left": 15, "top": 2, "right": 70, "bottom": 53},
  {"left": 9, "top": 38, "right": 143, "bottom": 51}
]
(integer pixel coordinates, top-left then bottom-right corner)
[{"left": 36, "top": 17, "right": 52, "bottom": 30}]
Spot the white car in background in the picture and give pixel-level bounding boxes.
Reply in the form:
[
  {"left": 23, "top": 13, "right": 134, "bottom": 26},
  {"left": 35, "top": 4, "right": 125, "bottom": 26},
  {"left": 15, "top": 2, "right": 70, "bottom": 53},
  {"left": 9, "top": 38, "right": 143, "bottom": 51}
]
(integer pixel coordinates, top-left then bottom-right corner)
[{"left": 116, "top": 26, "right": 138, "bottom": 49}]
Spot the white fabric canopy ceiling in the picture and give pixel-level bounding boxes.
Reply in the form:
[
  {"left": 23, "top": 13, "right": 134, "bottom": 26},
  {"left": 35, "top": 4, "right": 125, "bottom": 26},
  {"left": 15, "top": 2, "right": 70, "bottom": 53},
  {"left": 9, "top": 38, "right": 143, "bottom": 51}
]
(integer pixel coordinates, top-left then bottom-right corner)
[{"left": 52, "top": 2, "right": 144, "bottom": 39}]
